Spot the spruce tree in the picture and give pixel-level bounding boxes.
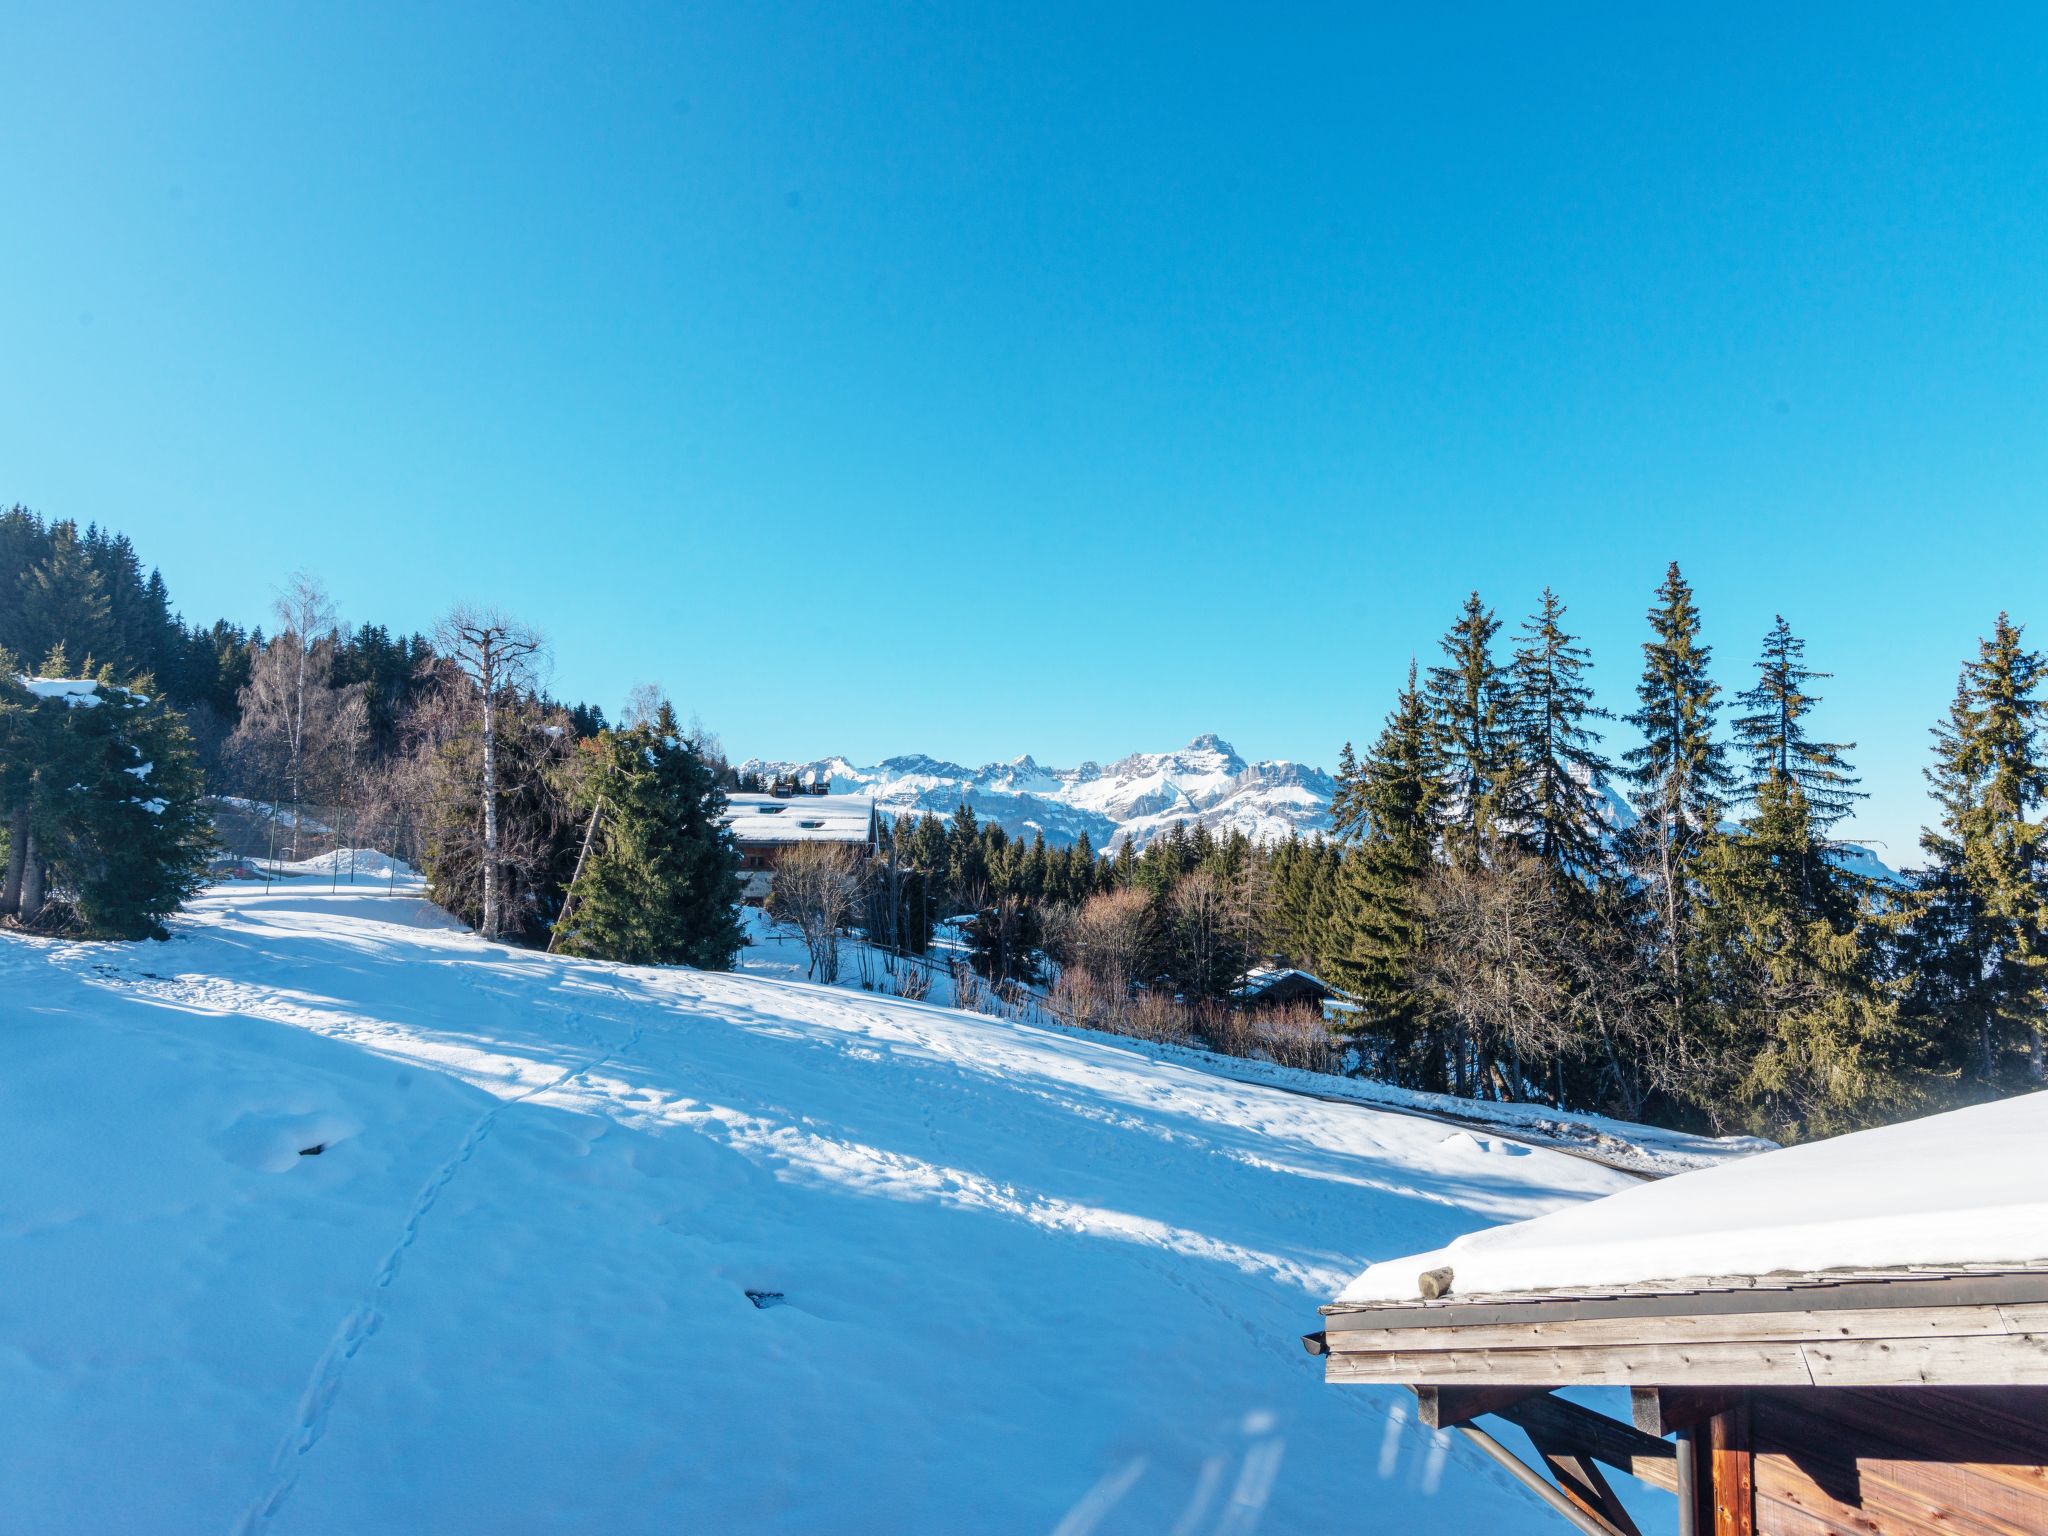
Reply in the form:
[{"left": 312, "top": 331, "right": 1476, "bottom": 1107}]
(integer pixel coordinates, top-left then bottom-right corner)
[
  {"left": 17, "top": 521, "right": 118, "bottom": 675},
  {"left": 1621, "top": 562, "right": 1733, "bottom": 1004},
  {"left": 1507, "top": 589, "right": 1615, "bottom": 883},
  {"left": 1734, "top": 616, "right": 1864, "bottom": 832},
  {"left": 1911, "top": 615, "right": 2048, "bottom": 1083},
  {"left": 1327, "top": 663, "right": 1441, "bottom": 1078},
  {"left": 1425, "top": 593, "right": 1513, "bottom": 862},
  {"left": 553, "top": 704, "right": 744, "bottom": 968}
]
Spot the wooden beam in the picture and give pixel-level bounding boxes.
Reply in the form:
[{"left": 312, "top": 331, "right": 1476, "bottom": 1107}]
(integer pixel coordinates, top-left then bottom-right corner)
[
  {"left": 1497, "top": 1394, "right": 1679, "bottom": 1494},
  {"left": 1412, "top": 1384, "right": 1542, "bottom": 1429},
  {"left": 1455, "top": 1422, "right": 1641, "bottom": 1536},
  {"left": 1535, "top": 1444, "right": 1641, "bottom": 1536},
  {"left": 1632, "top": 1388, "right": 1744, "bottom": 1437}
]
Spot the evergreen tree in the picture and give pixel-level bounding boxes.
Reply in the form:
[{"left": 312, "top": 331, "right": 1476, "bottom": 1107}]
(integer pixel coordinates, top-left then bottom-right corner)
[
  {"left": 1425, "top": 593, "right": 1514, "bottom": 861},
  {"left": 552, "top": 704, "right": 744, "bottom": 968},
  {"left": 17, "top": 521, "right": 118, "bottom": 675},
  {"left": 1690, "top": 776, "right": 1911, "bottom": 1140},
  {"left": 1507, "top": 589, "right": 1615, "bottom": 882},
  {"left": 1620, "top": 563, "right": 1733, "bottom": 1006},
  {"left": 0, "top": 676, "right": 211, "bottom": 937},
  {"left": 1734, "top": 616, "right": 1864, "bottom": 832},
  {"left": 1910, "top": 616, "right": 2048, "bottom": 1083},
  {"left": 1326, "top": 664, "right": 1440, "bottom": 1075}
]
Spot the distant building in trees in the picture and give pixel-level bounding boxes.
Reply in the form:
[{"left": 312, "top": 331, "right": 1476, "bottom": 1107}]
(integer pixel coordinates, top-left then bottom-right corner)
[
  {"left": 720, "top": 790, "right": 878, "bottom": 904},
  {"left": 1230, "top": 965, "right": 1342, "bottom": 1012}
]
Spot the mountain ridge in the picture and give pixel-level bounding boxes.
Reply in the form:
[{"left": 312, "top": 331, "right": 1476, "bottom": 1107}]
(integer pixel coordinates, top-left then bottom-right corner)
[{"left": 736, "top": 733, "right": 1904, "bottom": 879}]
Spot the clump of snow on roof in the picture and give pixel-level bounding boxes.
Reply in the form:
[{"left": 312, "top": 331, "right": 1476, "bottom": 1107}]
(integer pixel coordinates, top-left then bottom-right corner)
[
  {"left": 1336, "top": 1090, "right": 2048, "bottom": 1305},
  {"left": 20, "top": 677, "right": 145, "bottom": 708}
]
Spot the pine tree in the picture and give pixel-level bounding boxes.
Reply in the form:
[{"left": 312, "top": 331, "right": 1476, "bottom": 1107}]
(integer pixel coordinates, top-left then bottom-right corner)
[
  {"left": 552, "top": 704, "right": 744, "bottom": 968},
  {"left": 1621, "top": 562, "right": 1734, "bottom": 1007},
  {"left": 1507, "top": 589, "right": 1615, "bottom": 883},
  {"left": 1326, "top": 663, "right": 1441, "bottom": 1078},
  {"left": 1734, "top": 616, "right": 1864, "bottom": 832},
  {"left": 1911, "top": 615, "right": 2048, "bottom": 1083},
  {"left": 1425, "top": 593, "right": 1513, "bottom": 861}
]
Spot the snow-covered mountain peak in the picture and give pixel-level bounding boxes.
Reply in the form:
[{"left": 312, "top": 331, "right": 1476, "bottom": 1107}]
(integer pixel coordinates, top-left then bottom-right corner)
[{"left": 737, "top": 734, "right": 1334, "bottom": 851}]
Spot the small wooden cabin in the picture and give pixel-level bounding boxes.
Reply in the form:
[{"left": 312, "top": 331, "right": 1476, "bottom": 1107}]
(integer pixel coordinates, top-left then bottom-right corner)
[
  {"left": 1231, "top": 965, "right": 1340, "bottom": 1011},
  {"left": 720, "top": 792, "right": 878, "bottom": 904},
  {"left": 1305, "top": 1091, "right": 2048, "bottom": 1536}
]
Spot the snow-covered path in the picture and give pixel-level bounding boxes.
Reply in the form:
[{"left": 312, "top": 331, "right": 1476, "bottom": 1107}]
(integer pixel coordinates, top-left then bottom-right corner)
[{"left": 3, "top": 882, "right": 1644, "bottom": 1533}]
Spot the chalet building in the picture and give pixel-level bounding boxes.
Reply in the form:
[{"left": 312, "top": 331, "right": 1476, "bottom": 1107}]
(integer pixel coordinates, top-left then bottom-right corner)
[
  {"left": 1230, "top": 965, "right": 1340, "bottom": 1011},
  {"left": 720, "top": 790, "right": 878, "bottom": 904},
  {"left": 1304, "top": 1091, "right": 2048, "bottom": 1536}
]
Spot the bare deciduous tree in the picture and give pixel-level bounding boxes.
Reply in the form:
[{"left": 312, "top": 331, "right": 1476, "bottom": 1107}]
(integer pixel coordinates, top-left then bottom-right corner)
[
  {"left": 229, "top": 573, "right": 364, "bottom": 859},
  {"left": 771, "top": 841, "right": 867, "bottom": 983},
  {"left": 434, "top": 606, "right": 546, "bottom": 939}
]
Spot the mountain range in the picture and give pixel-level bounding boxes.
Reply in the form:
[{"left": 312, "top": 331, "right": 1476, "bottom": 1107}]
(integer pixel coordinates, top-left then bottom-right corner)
[
  {"left": 736, "top": 734, "right": 1333, "bottom": 852},
  {"left": 736, "top": 732, "right": 1904, "bottom": 880}
]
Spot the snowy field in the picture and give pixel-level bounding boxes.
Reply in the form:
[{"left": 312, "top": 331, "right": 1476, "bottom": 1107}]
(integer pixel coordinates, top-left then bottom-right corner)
[{"left": 5, "top": 878, "right": 1667, "bottom": 1534}]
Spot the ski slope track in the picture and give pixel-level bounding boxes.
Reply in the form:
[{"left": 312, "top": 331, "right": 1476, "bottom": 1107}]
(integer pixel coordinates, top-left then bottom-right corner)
[{"left": 2, "top": 881, "right": 1672, "bottom": 1534}]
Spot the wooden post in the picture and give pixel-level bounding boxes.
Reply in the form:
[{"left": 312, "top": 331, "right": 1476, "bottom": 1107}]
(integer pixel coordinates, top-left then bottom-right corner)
[{"left": 1708, "top": 1402, "right": 1754, "bottom": 1536}]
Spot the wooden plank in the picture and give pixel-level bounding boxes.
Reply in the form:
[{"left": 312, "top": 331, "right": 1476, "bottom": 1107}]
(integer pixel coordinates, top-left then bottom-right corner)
[
  {"left": 1749, "top": 1391, "right": 2048, "bottom": 1535},
  {"left": 1327, "top": 1340, "right": 1818, "bottom": 1387},
  {"left": 1634, "top": 1387, "right": 1743, "bottom": 1437},
  {"left": 1800, "top": 1332, "right": 2048, "bottom": 1387},
  {"left": 1328, "top": 1332, "right": 2048, "bottom": 1390},
  {"left": 1756, "top": 1450, "right": 2048, "bottom": 1536},
  {"left": 1320, "top": 1272, "right": 2048, "bottom": 1331},
  {"left": 1753, "top": 1385, "right": 2048, "bottom": 1468},
  {"left": 1413, "top": 1384, "right": 1540, "bottom": 1429},
  {"left": 1322, "top": 1303, "right": 2041, "bottom": 1356}
]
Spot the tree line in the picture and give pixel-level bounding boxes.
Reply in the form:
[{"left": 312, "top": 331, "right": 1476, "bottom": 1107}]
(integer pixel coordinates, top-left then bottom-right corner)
[
  {"left": 6, "top": 508, "right": 2041, "bottom": 1145},
  {"left": 0, "top": 508, "right": 735, "bottom": 958}
]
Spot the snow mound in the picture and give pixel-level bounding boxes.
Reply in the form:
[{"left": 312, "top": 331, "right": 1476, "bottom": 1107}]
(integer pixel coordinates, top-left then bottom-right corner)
[
  {"left": 3, "top": 884, "right": 1651, "bottom": 1533},
  {"left": 251, "top": 849, "right": 416, "bottom": 880},
  {"left": 1339, "top": 1089, "right": 2048, "bottom": 1304}
]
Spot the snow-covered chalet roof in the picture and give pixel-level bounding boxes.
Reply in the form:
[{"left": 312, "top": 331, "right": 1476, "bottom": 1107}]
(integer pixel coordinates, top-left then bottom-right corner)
[
  {"left": 1231, "top": 966, "right": 1337, "bottom": 1000},
  {"left": 1334, "top": 1089, "right": 2048, "bottom": 1306},
  {"left": 19, "top": 677, "right": 148, "bottom": 708},
  {"left": 720, "top": 793, "right": 876, "bottom": 846}
]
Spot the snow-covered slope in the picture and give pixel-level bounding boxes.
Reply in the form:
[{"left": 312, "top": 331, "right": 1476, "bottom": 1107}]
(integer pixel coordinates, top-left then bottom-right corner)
[
  {"left": 740, "top": 734, "right": 1336, "bottom": 851},
  {"left": 2, "top": 880, "right": 1656, "bottom": 1534}
]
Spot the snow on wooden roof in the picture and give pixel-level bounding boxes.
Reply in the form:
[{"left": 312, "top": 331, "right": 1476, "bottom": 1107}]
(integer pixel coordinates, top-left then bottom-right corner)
[
  {"left": 1231, "top": 966, "right": 1337, "bottom": 1000},
  {"left": 18, "top": 677, "right": 148, "bottom": 708},
  {"left": 720, "top": 793, "right": 876, "bottom": 845},
  {"left": 1333, "top": 1090, "right": 2048, "bottom": 1307}
]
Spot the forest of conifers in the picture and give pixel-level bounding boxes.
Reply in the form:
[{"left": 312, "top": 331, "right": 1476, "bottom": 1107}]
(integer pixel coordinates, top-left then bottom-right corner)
[{"left": 3, "top": 505, "right": 2042, "bottom": 1144}]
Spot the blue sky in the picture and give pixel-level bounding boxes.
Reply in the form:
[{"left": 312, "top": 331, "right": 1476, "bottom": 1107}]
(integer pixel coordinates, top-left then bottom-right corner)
[{"left": 3, "top": 2, "right": 2045, "bottom": 862}]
